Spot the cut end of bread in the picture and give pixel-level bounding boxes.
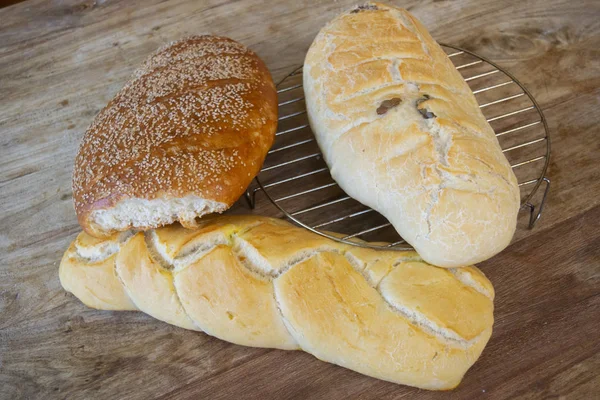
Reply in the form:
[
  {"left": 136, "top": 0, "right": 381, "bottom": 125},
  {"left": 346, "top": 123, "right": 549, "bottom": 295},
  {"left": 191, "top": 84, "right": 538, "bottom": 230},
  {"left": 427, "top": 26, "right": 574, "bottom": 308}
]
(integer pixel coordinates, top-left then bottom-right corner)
[{"left": 88, "top": 196, "right": 228, "bottom": 235}]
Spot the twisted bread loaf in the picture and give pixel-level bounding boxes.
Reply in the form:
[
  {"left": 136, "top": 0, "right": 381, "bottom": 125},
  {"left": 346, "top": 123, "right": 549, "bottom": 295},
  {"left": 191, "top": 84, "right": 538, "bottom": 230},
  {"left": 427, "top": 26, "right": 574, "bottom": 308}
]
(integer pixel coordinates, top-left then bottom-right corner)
[
  {"left": 60, "top": 215, "right": 494, "bottom": 390},
  {"left": 303, "top": 3, "right": 520, "bottom": 267}
]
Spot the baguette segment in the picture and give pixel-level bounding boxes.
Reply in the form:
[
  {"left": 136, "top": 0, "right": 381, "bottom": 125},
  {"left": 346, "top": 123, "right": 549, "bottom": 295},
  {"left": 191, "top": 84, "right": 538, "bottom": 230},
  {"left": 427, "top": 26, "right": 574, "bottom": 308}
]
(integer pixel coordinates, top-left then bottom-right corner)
[
  {"left": 303, "top": 3, "right": 520, "bottom": 267},
  {"left": 60, "top": 215, "right": 494, "bottom": 390}
]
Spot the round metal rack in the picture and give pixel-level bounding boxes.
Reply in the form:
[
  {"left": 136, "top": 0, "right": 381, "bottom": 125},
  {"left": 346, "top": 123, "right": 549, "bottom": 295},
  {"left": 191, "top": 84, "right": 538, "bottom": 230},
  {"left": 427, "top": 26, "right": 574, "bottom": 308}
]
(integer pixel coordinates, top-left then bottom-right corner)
[{"left": 246, "top": 44, "right": 551, "bottom": 250}]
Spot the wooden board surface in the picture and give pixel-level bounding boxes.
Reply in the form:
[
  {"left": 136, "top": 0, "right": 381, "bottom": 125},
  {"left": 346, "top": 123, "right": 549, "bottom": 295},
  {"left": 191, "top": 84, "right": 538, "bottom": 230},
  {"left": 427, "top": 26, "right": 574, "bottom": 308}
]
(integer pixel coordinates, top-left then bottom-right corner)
[{"left": 1, "top": 0, "right": 599, "bottom": 398}]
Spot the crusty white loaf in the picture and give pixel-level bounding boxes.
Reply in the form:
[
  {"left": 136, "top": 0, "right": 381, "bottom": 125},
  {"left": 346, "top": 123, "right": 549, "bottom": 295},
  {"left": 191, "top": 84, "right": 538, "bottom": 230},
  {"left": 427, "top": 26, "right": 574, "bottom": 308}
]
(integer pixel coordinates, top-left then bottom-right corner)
[
  {"left": 60, "top": 215, "right": 494, "bottom": 390},
  {"left": 303, "top": 3, "right": 520, "bottom": 267},
  {"left": 73, "top": 36, "right": 277, "bottom": 238}
]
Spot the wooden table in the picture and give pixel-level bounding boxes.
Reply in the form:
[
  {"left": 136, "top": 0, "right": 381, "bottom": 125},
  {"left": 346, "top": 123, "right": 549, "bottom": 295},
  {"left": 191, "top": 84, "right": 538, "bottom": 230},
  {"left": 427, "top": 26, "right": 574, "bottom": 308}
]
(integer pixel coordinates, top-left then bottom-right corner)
[{"left": 1, "top": 0, "right": 599, "bottom": 398}]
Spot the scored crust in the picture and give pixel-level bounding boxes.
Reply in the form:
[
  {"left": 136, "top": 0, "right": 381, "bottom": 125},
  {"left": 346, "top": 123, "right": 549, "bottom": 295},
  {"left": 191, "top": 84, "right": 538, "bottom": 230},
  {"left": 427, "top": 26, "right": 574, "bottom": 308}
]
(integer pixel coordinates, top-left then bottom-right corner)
[
  {"left": 73, "top": 36, "right": 277, "bottom": 237},
  {"left": 303, "top": 3, "right": 520, "bottom": 267}
]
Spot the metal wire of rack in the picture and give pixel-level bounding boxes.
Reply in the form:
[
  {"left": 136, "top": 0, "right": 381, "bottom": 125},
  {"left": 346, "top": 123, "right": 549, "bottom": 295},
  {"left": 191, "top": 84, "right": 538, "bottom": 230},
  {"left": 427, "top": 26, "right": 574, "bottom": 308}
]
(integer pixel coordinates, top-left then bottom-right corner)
[{"left": 245, "top": 44, "right": 551, "bottom": 250}]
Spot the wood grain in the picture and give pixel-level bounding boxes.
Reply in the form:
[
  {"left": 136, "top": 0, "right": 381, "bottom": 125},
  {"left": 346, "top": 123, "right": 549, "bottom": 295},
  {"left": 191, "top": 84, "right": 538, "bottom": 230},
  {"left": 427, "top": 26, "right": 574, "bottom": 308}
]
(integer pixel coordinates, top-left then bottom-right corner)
[{"left": 1, "top": 0, "right": 599, "bottom": 398}]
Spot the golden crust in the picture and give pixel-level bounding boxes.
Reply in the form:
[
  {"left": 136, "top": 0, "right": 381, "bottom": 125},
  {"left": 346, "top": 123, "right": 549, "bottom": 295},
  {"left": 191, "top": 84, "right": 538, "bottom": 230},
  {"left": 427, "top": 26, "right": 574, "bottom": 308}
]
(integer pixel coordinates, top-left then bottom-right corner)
[
  {"left": 175, "top": 245, "right": 298, "bottom": 350},
  {"left": 275, "top": 252, "right": 491, "bottom": 389},
  {"left": 303, "top": 4, "right": 520, "bottom": 267},
  {"left": 73, "top": 36, "right": 277, "bottom": 237},
  {"left": 59, "top": 240, "right": 136, "bottom": 311},
  {"left": 60, "top": 215, "right": 495, "bottom": 390}
]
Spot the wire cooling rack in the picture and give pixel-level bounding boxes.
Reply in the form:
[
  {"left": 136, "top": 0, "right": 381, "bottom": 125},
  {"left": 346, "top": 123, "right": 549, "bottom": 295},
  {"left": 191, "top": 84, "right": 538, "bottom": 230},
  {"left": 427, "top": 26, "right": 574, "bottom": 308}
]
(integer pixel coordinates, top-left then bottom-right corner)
[{"left": 245, "top": 44, "right": 551, "bottom": 250}]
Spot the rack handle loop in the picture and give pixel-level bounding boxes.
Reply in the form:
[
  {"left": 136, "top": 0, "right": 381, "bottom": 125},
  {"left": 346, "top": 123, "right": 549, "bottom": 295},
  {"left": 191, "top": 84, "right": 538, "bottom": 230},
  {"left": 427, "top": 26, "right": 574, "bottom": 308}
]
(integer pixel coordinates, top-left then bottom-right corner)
[{"left": 523, "top": 177, "right": 550, "bottom": 229}]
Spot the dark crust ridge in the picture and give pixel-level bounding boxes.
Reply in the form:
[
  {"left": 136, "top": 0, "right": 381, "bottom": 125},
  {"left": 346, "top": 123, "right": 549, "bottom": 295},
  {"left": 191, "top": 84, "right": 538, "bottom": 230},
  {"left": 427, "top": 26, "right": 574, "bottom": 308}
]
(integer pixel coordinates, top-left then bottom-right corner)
[
  {"left": 351, "top": 4, "right": 379, "bottom": 13},
  {"left": 376, "top": 97, "right": 402, "bottom": 115},
  {"left": 416, "top": 95, "right": 436, "bottom": 119}
]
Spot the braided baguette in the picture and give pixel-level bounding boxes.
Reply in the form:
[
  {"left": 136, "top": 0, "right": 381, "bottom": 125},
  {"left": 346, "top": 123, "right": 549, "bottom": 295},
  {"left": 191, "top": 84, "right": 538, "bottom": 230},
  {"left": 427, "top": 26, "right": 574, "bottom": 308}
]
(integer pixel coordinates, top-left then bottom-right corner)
[{"left": 60, "top": 215, "right": 494, "bottom": 390}]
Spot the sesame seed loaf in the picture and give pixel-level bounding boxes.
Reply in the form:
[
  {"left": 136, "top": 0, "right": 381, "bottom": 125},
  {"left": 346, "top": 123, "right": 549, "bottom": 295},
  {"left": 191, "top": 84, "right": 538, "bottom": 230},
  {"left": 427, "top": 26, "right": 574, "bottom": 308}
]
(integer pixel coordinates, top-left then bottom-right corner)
[{"left": 73, "top": 36, "right": 277, "bottom": 237}]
